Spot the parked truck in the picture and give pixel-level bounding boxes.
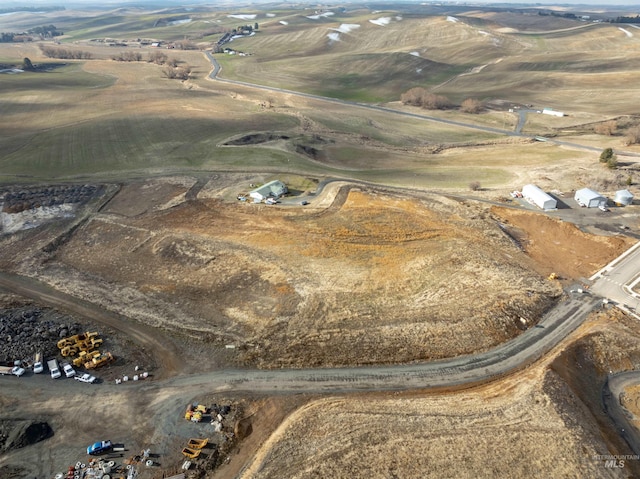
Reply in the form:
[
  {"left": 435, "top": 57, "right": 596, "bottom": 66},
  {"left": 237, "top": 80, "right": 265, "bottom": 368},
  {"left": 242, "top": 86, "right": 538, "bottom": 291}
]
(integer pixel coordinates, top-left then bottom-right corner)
[
  {"left": 33, "top": 352, "right": 44, "bottom": 374},
  {"left": 47, "top": 359, "right": 61, "bottom": 379},
  {"left": 0, "top": 365, "right": 25, "bottom": 377}
]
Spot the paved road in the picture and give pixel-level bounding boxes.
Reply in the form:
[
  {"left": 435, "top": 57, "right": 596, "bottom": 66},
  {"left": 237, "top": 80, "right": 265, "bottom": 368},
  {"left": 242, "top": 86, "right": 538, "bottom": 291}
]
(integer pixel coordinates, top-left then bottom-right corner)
[
  {"left": 603, "top": 371, "right": 640, "bottom": 456},
  {"left": 0, "top": 269, "right": 600, "bottom": 395},
  {"left": 589, "top": 241, "right": 640, "bottom": 318},
  {"left": 204, "top": 52, "right": 640, "bottom": 157}
]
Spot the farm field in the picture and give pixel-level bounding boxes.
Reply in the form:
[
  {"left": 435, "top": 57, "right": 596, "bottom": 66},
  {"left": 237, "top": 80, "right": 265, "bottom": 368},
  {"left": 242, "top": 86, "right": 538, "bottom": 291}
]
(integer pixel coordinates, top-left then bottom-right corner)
[{"left": 1, "top": 2, "right": 640, "bottom": 478}]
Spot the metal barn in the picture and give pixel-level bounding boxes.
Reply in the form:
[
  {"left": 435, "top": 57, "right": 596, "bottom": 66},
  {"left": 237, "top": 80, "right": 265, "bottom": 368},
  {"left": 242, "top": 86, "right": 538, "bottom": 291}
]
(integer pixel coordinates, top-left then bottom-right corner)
[
  {"left": 522, "top": 184, "right": 557, "bottom": 210},
  {"left": 574, "top": 188, "right": 606, "bottom": 208}
]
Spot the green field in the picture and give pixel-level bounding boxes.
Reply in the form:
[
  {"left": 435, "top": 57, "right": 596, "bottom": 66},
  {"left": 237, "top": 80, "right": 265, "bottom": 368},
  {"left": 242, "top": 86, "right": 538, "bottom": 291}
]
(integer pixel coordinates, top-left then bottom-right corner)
[{"left": 0, "top": 4, "right": 638, "bottom": 186}]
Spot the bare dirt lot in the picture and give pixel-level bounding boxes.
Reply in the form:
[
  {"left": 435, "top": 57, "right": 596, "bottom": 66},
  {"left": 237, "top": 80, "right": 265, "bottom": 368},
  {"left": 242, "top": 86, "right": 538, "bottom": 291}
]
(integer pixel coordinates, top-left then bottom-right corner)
[
  {"left": 8, "top": 177, "right": 595, "bottom": 370},
  {"left": 0, "top": 174, "right": 637, "bottom": 478}
]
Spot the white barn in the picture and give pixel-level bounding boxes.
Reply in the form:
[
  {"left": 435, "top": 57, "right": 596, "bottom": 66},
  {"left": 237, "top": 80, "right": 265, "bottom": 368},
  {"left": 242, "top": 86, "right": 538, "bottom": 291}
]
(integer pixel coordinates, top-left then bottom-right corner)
[
  {"left": 522, "top": 184, "right": 557, "bottom": 210},
  {"left": 614, "top": 189, "right": 634, "bottom": 206},
  {"left": 575, "top": 188, "right": 606, "bottom": 208},
  {"left": 249, "top": 180, "right": 288, "bottom": 202}
]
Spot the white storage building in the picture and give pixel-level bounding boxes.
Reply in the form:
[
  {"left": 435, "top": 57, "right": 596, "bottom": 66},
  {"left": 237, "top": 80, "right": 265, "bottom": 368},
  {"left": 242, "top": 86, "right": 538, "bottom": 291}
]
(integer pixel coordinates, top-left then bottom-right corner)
[
  {"left": 249, "top": 180, "right": 288, "bottom": 202},
  {"left": 522, "top": 184, "right": 557, "bottom": 210},
  {"left": 614, "top": 189, "right": 634, "bottom": 206},
  {"left": 574, "top": 188, "right": 606, "bottom": 208}
]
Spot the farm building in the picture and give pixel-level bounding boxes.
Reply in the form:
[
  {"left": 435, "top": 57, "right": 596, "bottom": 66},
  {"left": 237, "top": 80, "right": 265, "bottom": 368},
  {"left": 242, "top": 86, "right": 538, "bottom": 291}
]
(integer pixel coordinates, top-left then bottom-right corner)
[
  {"left": 614, "top": 189, "right": 634, "bottom": 206},
  {"left": 574, "top": 188, "right": 606, "bottom": 208},
  {"left": 522, "top": 184, "right": 557, "bottom": 210},
  {"left": 542, "top": 108, "right": 565, "bottom": 117},
  {"left": 249, "top": 180, "right": 288, "bottom": 202}
]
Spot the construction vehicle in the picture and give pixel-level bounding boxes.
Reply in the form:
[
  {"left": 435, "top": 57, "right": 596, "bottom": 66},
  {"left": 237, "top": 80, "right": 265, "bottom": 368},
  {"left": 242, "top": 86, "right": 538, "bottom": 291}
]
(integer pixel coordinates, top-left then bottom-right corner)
[
  {"left": 57, "top": 335, "right": 80, "bottom": 349},
  {"left": 60, "top": 345, "right": 79, "bottom": 357},
  {"left": 84, "top": 352, "right": 114, "bottom": 370},
  {"left": 73, "top": 350, "right": 101, "bottom": 367},
  {"left": 191, "top": 410, "right": 203, "bottom": 423},
  {"left": 548, "top": 272, "right": 558, "bottom": 281},
  {"left": 57, "top": 332, "right": 101, "bottom": 352},
  {"left": 187, "top": 438, "right": 208, "bottom": 449},
  {"left": 181, "top": 447, "right": 202, "bottom": 459}
]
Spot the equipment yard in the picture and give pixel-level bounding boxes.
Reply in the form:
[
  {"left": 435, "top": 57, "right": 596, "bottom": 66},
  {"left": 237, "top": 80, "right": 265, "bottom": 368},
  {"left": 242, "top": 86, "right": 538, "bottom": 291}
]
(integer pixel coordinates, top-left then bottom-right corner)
[{"left": 0, "top": 173, "right": 639, "bottom": 478}]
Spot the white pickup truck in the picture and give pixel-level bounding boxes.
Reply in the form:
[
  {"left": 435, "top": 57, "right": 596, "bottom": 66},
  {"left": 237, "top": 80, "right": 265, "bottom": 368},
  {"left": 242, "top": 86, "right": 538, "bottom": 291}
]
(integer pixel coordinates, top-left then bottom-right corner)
[
  {"left": 0, "top": 365, "right": 25, "bottom": 377},
  {"left": 47, "top": 359, "right": 61, "bottom": 379}
]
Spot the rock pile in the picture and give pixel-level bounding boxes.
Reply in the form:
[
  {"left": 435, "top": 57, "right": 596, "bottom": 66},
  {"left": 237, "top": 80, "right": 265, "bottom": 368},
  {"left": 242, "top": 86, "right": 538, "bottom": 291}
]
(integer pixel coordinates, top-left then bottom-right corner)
[{"left": 0, "top": 306, "right": 82, "bottom": 363}]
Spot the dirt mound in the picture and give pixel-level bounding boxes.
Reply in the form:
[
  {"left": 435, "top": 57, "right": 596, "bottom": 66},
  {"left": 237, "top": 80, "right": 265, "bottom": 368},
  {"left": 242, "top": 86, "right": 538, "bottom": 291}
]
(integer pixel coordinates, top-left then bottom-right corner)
[
  {"left": 492, "top": 206, "right": 634, "bottom": 279},
  {"left": 223, "top": 133, "right": 291, "bottom": 146},
  {"left": 0, "top": 305, "right": 83, "bottom": 362},
  {"left": 0, "top": 419, "right": 53, "bottom": 452},
  {"left": 46, "top": 184, "right": 561, "bottom": 368}
]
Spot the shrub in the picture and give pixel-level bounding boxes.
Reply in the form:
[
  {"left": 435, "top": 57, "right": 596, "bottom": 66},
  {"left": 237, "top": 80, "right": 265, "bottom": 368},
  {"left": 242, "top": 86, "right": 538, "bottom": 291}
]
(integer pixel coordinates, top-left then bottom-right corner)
[
  {"left": 625, "top": 126, "right": 640, "bottom": 146},
  {"left": 599, "top": 147, "right": 614, "bottom": 163},
  {"left": 469, "top": 181, "right": 482, "bottom": 191},
  {"left": 460, "top": 98, "right": 483, "bottom": 114},
  {"left": 594, "top": 120, "right": 617, "bottom": 136}
]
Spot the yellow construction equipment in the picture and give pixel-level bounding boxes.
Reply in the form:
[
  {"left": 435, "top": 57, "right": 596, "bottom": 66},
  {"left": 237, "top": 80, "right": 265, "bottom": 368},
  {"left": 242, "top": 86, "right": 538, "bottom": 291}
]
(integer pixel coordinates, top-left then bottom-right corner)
[
  {"left": 73, "top": 350, "right": 100, "bottom": 367},
  {"left": 548, "top": 272, "right": 558, "bottom": 281},
  {"left": 84, "top": 352, "right": 114, "bottom": 370},
  {"left": 187, "top": 438, "right": 208, "bottom": 450},
  {"left": 57, "top": 335, "right": 79, "bottom": 349},
  {"left": 181, "top": 447, "right": 201, "bottom": 459},
  {"left": 60, "top": 345, "right": 78, "bottom": 357}
]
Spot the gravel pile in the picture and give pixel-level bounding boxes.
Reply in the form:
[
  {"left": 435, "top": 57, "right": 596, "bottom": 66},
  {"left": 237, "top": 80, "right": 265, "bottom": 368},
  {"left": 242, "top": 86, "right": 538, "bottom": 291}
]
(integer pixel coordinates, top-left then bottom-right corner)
[{"left": 0, "top": 306, "right": 82, "bottom": 363}]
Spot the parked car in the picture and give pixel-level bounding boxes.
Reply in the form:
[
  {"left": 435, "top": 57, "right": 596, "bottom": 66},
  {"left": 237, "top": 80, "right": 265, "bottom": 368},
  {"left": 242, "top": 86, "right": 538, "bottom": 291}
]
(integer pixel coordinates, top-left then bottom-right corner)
[
  {"left": 62, "top": 362, "right": 76, "bottom": 378},
  {"left": 11, "top": 366, "right": 25, "bottom": 377},
  {"left": 300, "top": 200, "right": 309, "bottom": 205},
  {"left": 87, "top": 440, "right": 112, "bottom": 455},
  {"left": 75, "top": 373, "right": 97, "bottom": 384}
]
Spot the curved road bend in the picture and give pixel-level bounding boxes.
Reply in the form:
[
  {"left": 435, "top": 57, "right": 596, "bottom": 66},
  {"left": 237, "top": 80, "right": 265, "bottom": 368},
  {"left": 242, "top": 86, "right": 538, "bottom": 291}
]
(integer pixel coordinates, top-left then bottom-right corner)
[
  {"left": 0, "top": 269, "right": 600, "bottom": 394},
  {"left": 604, "top": 371, "right": 640, "bottom": 456},
  {"left": 204, "top": 53, "right": 639, "bottom": 157},
  {"left": 0, "top": 272, "right": 181, "bottom": 379}
]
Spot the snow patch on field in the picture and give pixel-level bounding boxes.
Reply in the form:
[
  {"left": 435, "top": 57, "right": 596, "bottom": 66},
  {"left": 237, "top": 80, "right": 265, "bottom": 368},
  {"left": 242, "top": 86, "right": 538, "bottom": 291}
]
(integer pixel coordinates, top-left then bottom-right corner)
[
  {"left": 332, "top": 24, "right": 360, "bottom": 34},
  {"left": 619, "top": 27, "right": 633, "bottom": 37},
  {"left": 307, "top": 12, "right": 335, "bottom": 20},
  {"left": 266, "top": 13, "right": 276, "bottom": 18},
  {"left": 409, "top": 51, "right": 421, "bottom": 57},
  {"left": 1, "top": 204, "right": 75, "bottom": 234},
  {"left": 447, "top": 16, "right": 459, "bottom": 23},
  {"left": 228, "top": 14, "right": 257, "bottom": 20},
  {"left": 279, "top": 20, "right": 288, "bottom": 25},
  {"left": 369, "top": 17, "right": 391, "bottom": 26},
  {"left": 479, "top": 30, "right": 489, "bottom": 36},
  {"left": 327, "top": 32, "right": 341, "bottom": 42},
  {"left": 168, "top": 19, "right": 191, "bottom": 26}
]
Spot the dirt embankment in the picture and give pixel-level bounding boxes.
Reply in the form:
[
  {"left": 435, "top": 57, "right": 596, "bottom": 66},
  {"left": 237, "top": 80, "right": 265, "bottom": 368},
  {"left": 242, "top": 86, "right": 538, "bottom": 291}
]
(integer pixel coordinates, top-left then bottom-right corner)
[
  {"left": 26, "top": 180, "right": 570, "bottom": 370},
  {"left": 1, "top": 176, "right": 631, "bottom": 371}
]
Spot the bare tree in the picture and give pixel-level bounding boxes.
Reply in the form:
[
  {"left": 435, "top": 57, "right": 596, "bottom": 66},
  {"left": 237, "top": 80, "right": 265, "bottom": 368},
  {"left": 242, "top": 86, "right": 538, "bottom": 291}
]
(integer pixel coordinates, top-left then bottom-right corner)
[
  {"left": 460, "top": 98, "right": 483, "bottom": 114},
  {"left": 400, "top": 87, "right": 451, "bottom": 110},
  {"left": 624, "top": 126, "right": 640, "bottom": 146},
  {"left": 148, "top": 50, "right": 168, "bottom": 65},
  {"left": 594, "top": 120, "right": 617, "bottom": 136},
  {"left": 469, "top": 181, "right": 482, "bottom": 191}
]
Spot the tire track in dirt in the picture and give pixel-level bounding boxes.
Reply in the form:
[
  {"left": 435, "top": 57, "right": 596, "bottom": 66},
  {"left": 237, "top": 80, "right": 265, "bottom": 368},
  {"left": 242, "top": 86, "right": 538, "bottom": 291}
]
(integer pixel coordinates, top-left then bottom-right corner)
[{"left": 0, "top": 271, "right": 181, "bottom": 379}]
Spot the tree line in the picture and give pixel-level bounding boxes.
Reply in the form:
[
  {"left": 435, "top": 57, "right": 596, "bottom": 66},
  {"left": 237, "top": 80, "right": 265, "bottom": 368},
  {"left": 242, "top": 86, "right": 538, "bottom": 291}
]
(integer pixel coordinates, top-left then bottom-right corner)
[
  {"left": 40, "top": 44, "right": 92, "bottom": 59},
  {"left": 400, "top": 87, "right": 483, "bottom": 113}
]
